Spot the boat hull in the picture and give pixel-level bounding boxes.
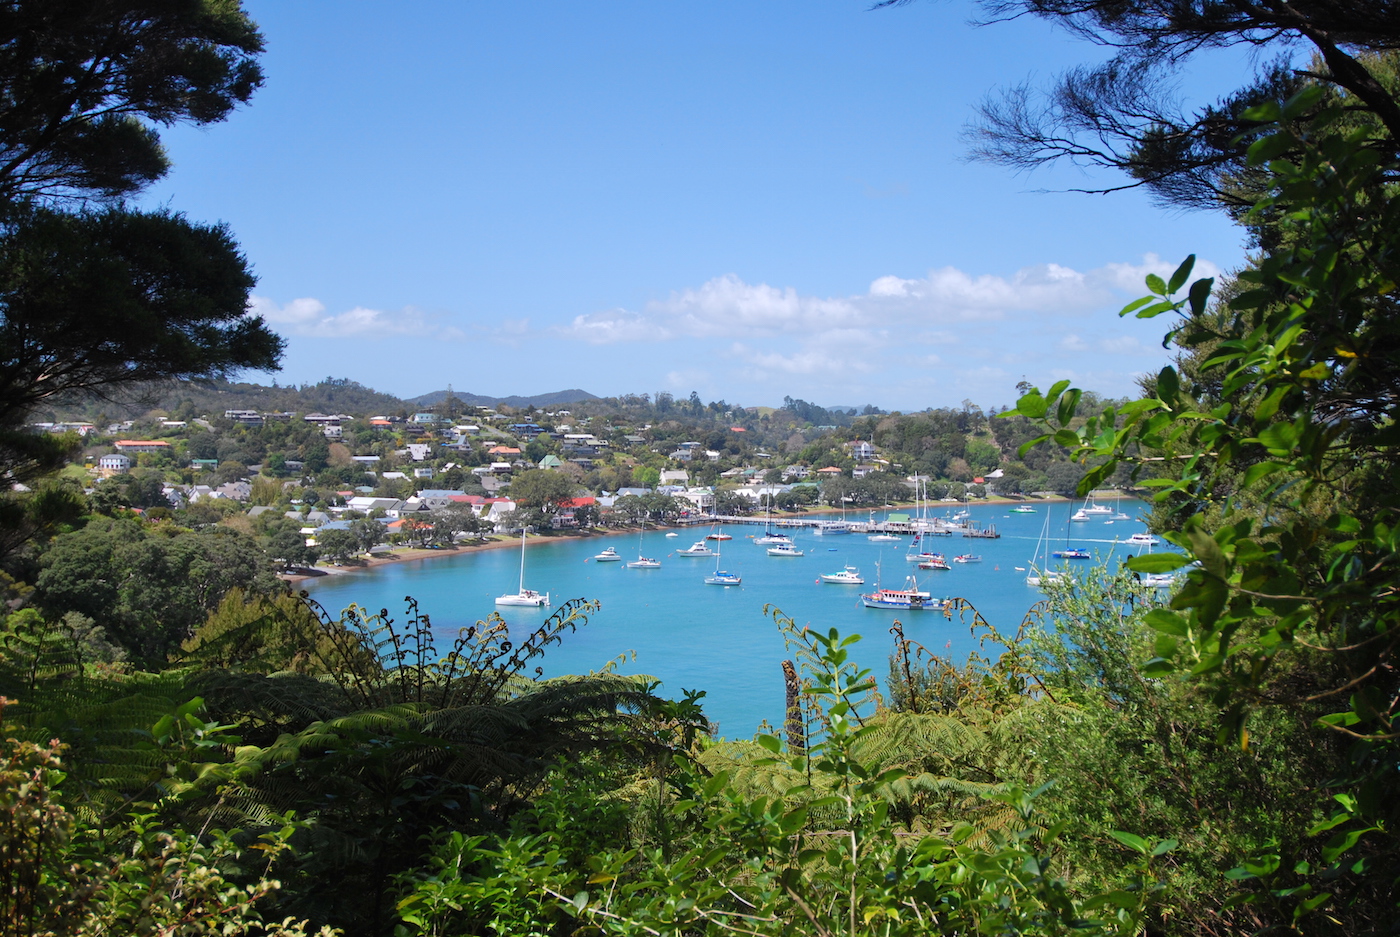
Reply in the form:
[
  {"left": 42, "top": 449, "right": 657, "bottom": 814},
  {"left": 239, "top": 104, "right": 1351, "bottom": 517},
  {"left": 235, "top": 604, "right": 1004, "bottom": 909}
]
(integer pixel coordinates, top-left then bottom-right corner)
[
  {"left": 496, "top": 591, "right": 549, "bottom": 607},
  {"left": 861, "top": 591, "right": 939, "bottom": 610}
]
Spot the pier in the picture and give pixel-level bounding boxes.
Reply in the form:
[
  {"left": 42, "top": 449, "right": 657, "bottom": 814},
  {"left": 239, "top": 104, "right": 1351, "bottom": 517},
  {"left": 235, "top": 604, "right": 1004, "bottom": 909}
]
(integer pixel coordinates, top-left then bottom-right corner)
[{"left": 679, "top": 514, "right": 1001, "bottom": 538}]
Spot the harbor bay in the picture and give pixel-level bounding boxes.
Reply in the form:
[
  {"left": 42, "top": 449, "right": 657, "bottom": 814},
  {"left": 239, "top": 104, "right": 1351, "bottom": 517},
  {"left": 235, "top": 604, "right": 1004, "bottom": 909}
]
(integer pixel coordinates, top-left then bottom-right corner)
[{"left": 304, "top": 498, "right": 1155, "bottom": 735}]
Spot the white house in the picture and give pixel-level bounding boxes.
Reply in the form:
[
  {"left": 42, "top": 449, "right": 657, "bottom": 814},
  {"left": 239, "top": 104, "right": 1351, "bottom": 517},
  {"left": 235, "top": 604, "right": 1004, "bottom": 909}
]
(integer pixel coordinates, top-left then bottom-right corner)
[
  {"left": 660, "top": 470, "right": 689, "bottom": 485},
  {"left": 98, "top": 453, "right": 131, "bottom": 476}
]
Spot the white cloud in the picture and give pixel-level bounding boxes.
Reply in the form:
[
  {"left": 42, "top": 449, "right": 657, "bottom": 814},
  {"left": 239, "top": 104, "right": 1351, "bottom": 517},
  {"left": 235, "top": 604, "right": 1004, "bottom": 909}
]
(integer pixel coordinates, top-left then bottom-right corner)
[
  {"left": 559, "top": 254, "right": 1216, "bottom": 350},
  {"left": 249, "top": 295, "right": 461, "bottom": 340},
  {"left": 1060, "top": 334, "right": 1089, "bottom": 352},
  {"left": 1100, "top": 335, "right": 1149, "bottom": 355}
]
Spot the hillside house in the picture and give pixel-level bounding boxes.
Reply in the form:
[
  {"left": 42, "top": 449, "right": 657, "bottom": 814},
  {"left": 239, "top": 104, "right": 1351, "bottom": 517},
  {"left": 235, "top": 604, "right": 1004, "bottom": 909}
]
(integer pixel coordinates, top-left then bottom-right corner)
[
  {"left": 98, "top": 454, "right": 131, "bottom": 477},
  {"left": 114, "top": 440, "right": 171, "bottom": 454}
]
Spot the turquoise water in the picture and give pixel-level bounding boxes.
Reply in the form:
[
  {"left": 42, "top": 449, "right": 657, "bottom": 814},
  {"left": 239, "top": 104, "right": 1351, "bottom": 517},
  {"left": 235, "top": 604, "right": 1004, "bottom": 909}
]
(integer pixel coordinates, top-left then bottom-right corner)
[{"left": 302, "top": 500, "right": 1151, "bottom": 736}]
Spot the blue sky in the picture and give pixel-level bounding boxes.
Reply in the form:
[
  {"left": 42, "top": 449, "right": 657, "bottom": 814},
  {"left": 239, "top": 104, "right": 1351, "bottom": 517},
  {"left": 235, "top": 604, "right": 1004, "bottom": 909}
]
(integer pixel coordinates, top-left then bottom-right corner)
[{"left": 141, "top": 0, "right": 1254, "bottom": 411}]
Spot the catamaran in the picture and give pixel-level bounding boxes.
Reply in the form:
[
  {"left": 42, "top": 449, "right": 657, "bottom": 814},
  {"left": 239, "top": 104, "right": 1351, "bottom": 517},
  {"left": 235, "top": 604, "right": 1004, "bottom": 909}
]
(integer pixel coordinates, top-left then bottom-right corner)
[{"left": 496, "top": 529, "right": 550, "bottom": 606}]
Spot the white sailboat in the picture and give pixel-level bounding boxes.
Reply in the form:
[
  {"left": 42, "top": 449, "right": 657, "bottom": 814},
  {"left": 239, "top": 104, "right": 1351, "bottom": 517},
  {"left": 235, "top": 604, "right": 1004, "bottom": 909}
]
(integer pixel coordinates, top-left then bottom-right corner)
[
  {"left": 704, "top": 542, "right": 741, "bottom": 585},
  {"left": 496, "top": 529, "right": 550, "bottom": 606},
  {"left": 628, "top": 525, "right": 662, "bottom": 568},
  {"left": 1025, "top": 509, "right": 1064, "bottom": 588}
]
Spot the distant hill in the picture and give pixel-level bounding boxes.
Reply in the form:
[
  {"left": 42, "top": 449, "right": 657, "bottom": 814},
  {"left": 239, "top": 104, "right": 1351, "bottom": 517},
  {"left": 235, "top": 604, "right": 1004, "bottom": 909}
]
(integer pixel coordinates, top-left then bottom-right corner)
[
  {"left": 406, "top": 388, "right": 600, "bottom": 409},
  {"left": 35, "top": 378, "right": 409, "bottom": 422}
]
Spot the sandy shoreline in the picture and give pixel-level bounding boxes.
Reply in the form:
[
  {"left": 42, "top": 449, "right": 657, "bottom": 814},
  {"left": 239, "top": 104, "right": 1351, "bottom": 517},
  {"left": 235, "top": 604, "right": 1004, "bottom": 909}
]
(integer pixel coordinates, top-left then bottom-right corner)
[{"left": 282, "top": 490, "right": 1135, "bottom": 584}]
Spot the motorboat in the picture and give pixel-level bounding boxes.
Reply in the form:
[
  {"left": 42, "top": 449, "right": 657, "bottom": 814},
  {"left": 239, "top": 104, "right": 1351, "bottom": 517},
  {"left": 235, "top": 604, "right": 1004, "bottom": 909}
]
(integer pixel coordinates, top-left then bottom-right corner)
[
  {"left": 705, "top": 531, "right": 732, "bottom": 541},
  {"left": 1126, "top": 532, "right": 1160, "bottom": 546},
  {"left": 1009, "top": 506, "right": 1036, "bottom": 514},
  {"left": 496, "top": 529, "right": 550, "bottom": 607},
  {"left": 813, "top": 520, "right": 851, "bottom": 536},
  {"left": 867, "top": 533, "right": 902, "bottom": 543},
  {"left": 1138, "top": 573, "right": 1176, "bottom": 589},
  {"left": 953, "top": 554, "right": 982, "bottom": 563},
  {"left": 1071, "top": 509, "right": 1091, "bottom": 522},
  {"left": 593, "top": 547, "right": 621, "bottom": 562},
  {"left": 1052, "top": 547, "right": 1091, "bottom": 560},
  {"left": 676, "top": 540, "right": 715, "bottom": 557},
  {"left": 665, "top": 531, "right": 679, "bottom": 538},
  {"left": 918, "top": 555, "right": 952, "bottom": 571},
  {"left": 819, "top": 565, "right": 864, "bottom": 584},
  {"left": 767, "top": 543, "right": 804, "bottom": 557},
  {"left": 1111, "top": 512, "right": 1131, "bottom": 520}
]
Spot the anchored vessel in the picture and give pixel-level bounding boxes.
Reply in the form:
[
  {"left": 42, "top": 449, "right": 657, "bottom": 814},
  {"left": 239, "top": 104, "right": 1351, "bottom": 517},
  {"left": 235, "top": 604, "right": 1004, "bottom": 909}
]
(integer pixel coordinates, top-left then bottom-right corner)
[
  {"left": 819, "top": 565, "right": 865, "bottom": 584},
  {"left": 496, "top": 529, "right": 550, "bottom": 607}
]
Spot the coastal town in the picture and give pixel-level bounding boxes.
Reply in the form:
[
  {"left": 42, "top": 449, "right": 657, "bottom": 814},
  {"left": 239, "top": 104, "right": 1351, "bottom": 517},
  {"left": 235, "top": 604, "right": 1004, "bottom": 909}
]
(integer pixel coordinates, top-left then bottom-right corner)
[{"left": 27, "top": 381, "right": 1122, "bottom": 572}]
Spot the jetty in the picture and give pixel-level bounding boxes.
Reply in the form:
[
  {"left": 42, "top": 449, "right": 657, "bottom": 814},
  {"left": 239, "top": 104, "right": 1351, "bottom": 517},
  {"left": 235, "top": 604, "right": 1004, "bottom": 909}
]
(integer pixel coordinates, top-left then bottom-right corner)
[{"left": 679, "top": 514, "right": 1001, "bottom": 539}]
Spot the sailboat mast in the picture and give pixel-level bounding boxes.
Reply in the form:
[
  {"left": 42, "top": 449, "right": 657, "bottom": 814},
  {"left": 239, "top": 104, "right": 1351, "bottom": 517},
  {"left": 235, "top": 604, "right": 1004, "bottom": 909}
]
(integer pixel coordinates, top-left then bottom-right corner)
[{"left": 519, "top": 527, "right": 527, "bottom": 592}]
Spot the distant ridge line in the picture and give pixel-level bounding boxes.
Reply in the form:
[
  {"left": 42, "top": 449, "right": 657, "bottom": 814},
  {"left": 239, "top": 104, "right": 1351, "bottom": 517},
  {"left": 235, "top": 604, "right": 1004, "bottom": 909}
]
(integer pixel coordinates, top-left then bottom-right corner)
[{"left": 406, "top": 388, "right": 600, "bottom": 409}]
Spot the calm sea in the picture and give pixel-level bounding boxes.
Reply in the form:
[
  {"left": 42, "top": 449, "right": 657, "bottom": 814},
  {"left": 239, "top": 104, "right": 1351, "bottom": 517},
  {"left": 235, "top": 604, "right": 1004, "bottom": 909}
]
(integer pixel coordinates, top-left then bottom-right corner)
[{"left": 302, "top": 500, "right": 1150, "bottom": 737}]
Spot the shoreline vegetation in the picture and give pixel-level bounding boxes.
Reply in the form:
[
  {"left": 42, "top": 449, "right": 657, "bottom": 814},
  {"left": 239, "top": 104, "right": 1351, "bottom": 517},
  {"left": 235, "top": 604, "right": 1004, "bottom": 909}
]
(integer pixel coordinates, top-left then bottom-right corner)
[{"left": 285, "top": 489, "right": 1133, "bottom": 584}]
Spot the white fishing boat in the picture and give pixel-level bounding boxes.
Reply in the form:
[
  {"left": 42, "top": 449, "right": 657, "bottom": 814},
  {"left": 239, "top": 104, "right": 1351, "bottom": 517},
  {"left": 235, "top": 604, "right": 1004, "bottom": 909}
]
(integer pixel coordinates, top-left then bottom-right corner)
[
  {"left": 819, "top": 565, "right": 864, "bottom": 584},
  {"left": 953, "top": 554, "right": 982, "bottom": 563},
  {"left": 593, "top": 547, "right": 621, "bottom": 562},
  {"left": 861, "top": 566, "right": 940, "bottom": 610},
  {"left": 665, "top": 531, "right": 679, "bottom": 538},
  {"left": 767, "top": 542, "right": 804, "bottom": 557},
  {"left": 676, "top": 540, "right": 715, "bottom": 557},
  {"left": 1126, "top": 532, "right": 1160, "bottom": 546},
  {"left": 496, "top": 529, "right": 550, "bottom": 607}
]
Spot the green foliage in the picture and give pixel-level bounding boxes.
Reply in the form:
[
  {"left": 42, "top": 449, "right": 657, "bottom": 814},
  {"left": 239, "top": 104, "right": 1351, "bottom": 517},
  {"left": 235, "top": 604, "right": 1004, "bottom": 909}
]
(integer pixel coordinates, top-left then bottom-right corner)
[
  {"left": 1003, "top": 101, "right": 1400, "bottom": 926},
  {"left": 35, "top": 517, "right": 280, "bottom": 662},
  {"left": 393, "top": 617, "right": 1174, "bottom": 936},
  {"left": 0, "top": 717, "right": 335, "bottom": 937}
]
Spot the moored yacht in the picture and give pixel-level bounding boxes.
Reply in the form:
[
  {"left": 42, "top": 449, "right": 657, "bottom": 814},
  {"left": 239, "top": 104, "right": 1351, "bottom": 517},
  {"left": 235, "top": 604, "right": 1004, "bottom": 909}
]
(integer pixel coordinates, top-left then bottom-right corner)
[
  {"left": 593, "top": 547, "right": 621, "bottom": 562},
  {"left": 496, "top": 529, "right": 550, "bottom": 607},
  {"left": 819, "top": 565, "right": 864, "bottom": 584}
]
